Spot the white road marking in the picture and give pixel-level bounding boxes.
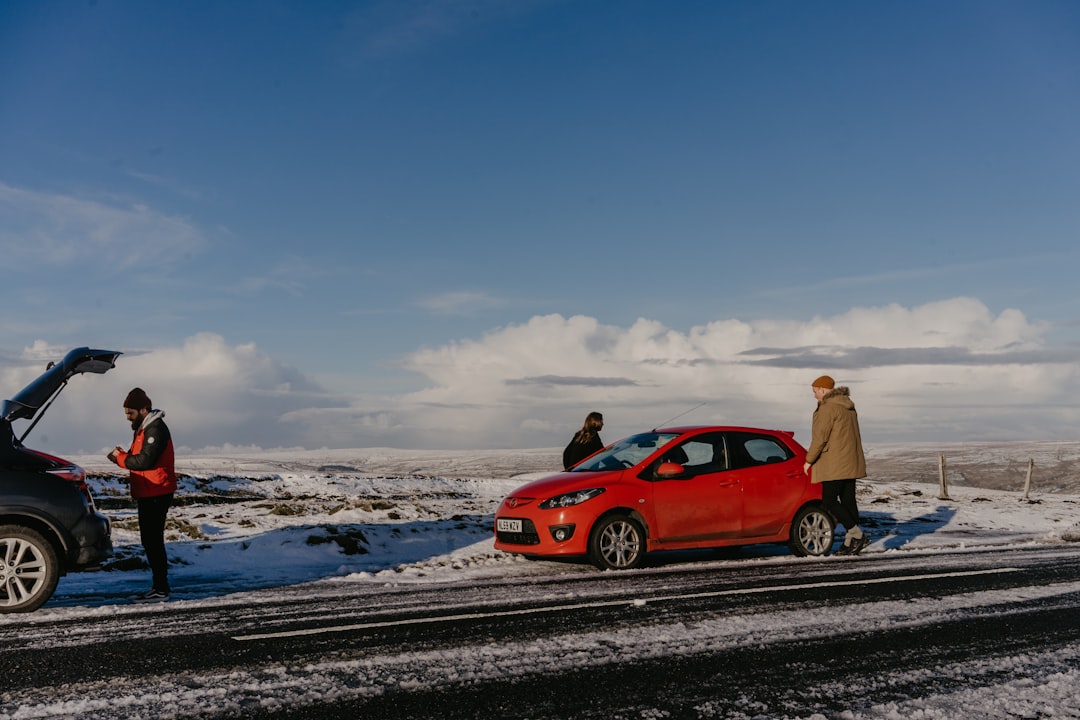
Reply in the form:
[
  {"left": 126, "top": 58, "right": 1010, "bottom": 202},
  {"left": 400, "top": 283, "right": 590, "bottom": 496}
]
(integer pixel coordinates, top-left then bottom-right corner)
[{"left": 232, "top": 567, "right": 1020, "bottom": 641}]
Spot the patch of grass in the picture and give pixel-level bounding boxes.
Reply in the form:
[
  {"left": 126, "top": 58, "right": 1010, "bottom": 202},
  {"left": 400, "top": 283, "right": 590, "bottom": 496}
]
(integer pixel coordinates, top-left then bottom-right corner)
[
  {"left": 267, "top": 503, "right": 304, "bottom": 516},
  {"left": 306, "top": 526, "right": 370, "bottom": 555},
  {"left": 355, "top": 499, "right": 397, "bottom": 512},
  {"left": 114, "top": 516, "right": 208, "bottom": 540},
  {"left": 166, "top": 517, "right": 208, "bottom": 540}
]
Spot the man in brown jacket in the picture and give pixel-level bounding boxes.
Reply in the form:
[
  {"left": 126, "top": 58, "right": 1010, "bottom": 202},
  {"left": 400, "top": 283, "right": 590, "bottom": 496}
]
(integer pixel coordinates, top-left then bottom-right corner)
[{"left": 803, "top": 375, "right": 869, "bottom": 555}]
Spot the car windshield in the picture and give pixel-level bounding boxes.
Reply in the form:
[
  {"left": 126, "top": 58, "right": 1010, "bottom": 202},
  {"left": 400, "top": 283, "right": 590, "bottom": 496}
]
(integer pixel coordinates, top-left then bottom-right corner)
[{"left": 572, "top": 432, "right": 681, "bottom": 471}]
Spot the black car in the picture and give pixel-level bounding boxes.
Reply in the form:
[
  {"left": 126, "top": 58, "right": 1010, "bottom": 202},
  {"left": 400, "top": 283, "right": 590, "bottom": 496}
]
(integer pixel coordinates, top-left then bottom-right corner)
[{"left": 1, "top": 347, "right": 120, "bottom": 612}]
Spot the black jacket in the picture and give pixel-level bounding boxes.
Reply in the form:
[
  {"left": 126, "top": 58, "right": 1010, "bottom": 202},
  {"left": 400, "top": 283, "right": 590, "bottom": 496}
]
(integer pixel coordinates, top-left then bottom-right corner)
[{"left": 563, "top": 435, "right": 604, "bottom": 470}]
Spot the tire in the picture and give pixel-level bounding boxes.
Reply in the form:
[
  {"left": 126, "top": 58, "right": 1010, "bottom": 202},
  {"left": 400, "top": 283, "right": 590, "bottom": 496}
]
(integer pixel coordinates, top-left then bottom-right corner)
[
  {"left": 588, "top": 515, "right": 646, "bottom": 570},
  {"left": 0, "top": 526, "right": 61, "bottom": 613},
  {"left": 788, "top": 505, "right": 835, "bottom": 557}
]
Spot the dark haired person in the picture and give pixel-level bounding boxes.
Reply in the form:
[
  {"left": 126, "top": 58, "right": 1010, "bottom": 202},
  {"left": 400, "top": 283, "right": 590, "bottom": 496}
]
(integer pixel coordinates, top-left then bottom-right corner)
[
  {"left": 563, "top": 411, "right": 605, "bottom": 470},
  {"left": 803, "top": 375, "right": 869, "bottom": 556},
  {"left": 108, "top": 387, "right": 177, "bottom": 601}
]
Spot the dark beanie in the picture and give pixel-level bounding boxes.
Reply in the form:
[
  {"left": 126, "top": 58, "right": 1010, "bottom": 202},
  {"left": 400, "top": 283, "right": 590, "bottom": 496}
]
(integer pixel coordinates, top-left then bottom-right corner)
[
  {"left": 811, "top": 375, "right": 836, "bottom": 389},
  {"left": 124, "top": 387, "right": 152, "bottom": 410}
]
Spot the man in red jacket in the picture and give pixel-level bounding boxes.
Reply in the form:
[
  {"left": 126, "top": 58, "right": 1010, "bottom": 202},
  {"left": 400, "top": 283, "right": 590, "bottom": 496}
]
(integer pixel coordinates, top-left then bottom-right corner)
[{"left": 108, "top": 387, "right": 177, "bottom": 602}]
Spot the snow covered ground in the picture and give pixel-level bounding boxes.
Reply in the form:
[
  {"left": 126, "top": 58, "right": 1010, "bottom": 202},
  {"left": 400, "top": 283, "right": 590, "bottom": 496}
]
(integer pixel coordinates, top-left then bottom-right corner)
[
  {"left": 3, "top": 444, "right": 1080, "bottom": 719},
  {"left": 26, "top": 443, "right": 1080, "bottom": 608}
]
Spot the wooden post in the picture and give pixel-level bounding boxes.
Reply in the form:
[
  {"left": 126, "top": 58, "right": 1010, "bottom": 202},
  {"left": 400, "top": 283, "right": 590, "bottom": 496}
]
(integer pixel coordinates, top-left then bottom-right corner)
[
  {"left": 938, "top": 451, "right": 951, "bottom": 500},
  {"left": 1023, "top": 458, "right": 1034, "bottom": 500}
]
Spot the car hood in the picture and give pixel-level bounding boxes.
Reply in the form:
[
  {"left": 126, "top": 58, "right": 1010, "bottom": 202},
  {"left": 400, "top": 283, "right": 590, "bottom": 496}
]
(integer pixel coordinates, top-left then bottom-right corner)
[
  {"left": 2, "top": 347, "right": 122, "bottom": 423},
  {"left": 506, "top": 469, "right": 624, "bottom": 499}
]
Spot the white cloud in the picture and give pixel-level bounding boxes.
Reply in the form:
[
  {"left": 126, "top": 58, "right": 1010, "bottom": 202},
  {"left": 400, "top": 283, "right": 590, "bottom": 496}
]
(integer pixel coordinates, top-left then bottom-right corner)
[
  {"left": 377, "top": 298, "right": 1080, "bottom": 448},
  {"left": 2, "top": 334, "right": 342, "bottom": 456},
  {"left": 5, "top": 298, "right": 1078, "bottom": 456},
  {"left": 0, "top": 182, "right": 203, "bottom": 272}
]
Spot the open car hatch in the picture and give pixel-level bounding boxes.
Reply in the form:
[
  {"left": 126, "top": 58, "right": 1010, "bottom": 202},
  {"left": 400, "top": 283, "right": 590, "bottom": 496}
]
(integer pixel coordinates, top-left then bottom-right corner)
[{"left": 2, "top": 347, "right": 123, "bottom": 426}]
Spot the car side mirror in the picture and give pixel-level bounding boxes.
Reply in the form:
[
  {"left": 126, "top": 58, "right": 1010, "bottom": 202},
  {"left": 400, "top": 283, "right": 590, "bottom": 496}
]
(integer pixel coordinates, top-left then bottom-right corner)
[{"left": 656, "top": 461, "right": 686, "bottom": 479}]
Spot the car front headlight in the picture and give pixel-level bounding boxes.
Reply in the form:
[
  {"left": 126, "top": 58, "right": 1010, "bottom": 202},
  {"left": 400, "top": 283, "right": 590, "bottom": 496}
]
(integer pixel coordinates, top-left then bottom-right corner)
[{"left": 539, "top": 488, "right": 606, "bottom": 509}]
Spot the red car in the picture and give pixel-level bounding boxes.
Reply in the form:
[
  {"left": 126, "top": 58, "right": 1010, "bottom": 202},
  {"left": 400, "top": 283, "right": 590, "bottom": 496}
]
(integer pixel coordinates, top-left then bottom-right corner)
[{"left": 494, "top": 425, "right": 833, "bottom": 570}]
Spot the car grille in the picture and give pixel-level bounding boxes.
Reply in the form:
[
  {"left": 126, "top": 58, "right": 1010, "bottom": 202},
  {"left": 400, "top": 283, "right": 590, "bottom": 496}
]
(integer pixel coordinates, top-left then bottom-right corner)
[{"left": 496, "top": 518, "right": 540, "bottom": 546}]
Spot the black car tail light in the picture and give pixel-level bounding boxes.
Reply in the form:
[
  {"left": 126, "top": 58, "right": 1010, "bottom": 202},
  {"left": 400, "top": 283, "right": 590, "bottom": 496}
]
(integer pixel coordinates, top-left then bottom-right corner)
[
  {"left": 47, "top": 465, "right": 95, "bottom": 507},
  {"left": 53, "top": 466, "right": 97, "bottom": 510},
  {"left": 25, "top": 448, "right": 96, "bottom": 509},
  {"left": 44, "top": 463, "right": 85, "bottom": 483}
]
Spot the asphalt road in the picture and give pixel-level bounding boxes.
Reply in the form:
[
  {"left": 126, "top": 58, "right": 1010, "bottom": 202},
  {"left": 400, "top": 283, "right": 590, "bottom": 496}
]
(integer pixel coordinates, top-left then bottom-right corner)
[{"left": 3, "top": 545, "right": 1080, "bottom": 718}]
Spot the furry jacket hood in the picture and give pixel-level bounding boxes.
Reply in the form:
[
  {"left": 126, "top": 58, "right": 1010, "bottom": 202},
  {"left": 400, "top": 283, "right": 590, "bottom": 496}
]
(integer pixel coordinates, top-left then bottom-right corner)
[{"left": 820, "top": 386, "right": 855, "bottom": 407}]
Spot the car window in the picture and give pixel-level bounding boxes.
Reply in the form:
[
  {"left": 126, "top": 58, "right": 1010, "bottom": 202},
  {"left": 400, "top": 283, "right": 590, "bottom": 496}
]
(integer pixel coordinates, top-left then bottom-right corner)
[
  {"left": 575, "top": 432, "right": 680, "bottom": 471},
  {"left": 727, "top": 432, "right": 794, "bottom": 469},
  {"left": 649, "top": 432, "right": 728, "bottom": 478},
  {"left": 680, "top": 441, "right": 709, "bottom": 465}
]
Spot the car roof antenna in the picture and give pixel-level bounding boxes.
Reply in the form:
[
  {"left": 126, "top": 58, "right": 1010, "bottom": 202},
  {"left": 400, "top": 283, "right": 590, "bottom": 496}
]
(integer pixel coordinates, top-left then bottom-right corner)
[{"left": 652, "top": 402, "right": 707, "bottom": 432}]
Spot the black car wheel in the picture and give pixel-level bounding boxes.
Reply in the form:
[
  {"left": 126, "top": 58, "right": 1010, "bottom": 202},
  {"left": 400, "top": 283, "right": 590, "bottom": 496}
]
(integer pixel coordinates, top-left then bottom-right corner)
[
  {"left": 0, "top": 526, "right": 60, "bottom": 613},
  {"left": 788, "top": 505, "right": 835, "bottom": 557},
  {"left": 588, "top": 515, "right": 645, "bottom": 570}
]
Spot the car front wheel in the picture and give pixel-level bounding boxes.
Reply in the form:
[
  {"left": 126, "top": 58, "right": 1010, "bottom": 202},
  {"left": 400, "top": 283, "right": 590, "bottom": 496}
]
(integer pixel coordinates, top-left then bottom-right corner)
[
  {"left": 0, "top": 526, "right": 60, "bottom": 613},
  {"left": 588, "top": 515, "right": 646, "bottom": 570},
  {"left": 788, "top": 506, "right": 835, "bottom": 557}
]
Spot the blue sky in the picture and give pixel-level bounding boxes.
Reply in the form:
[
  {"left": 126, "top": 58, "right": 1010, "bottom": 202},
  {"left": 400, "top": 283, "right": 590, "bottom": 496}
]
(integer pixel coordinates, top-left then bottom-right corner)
[{"left": 2, "top": 0, "right": 1080, "bottom": 453}]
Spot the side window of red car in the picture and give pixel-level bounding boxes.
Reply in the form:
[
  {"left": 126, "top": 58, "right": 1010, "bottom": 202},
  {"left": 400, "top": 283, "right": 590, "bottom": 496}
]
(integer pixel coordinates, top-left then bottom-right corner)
[
  {"left": 658, "top": 433, "right": 728, "bottom": 478},
  {"left": 727, "top": 433, "right": 794, "bottom": 469}
]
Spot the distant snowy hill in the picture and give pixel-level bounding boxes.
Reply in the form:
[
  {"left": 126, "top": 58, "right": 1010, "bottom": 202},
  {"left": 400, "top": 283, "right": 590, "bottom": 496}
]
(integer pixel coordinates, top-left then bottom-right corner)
[
  {"left": 867, "top": 440, "right": 1080, "bottom": 494},
  {"left": 78, "top": 440, "right": 1080, "bottom": 494}
]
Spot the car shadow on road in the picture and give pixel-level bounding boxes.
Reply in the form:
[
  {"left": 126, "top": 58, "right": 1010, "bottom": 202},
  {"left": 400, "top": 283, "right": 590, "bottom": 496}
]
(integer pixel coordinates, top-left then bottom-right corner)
[{"left": 861, "top": 503, "right": 958, "bottom": 551}]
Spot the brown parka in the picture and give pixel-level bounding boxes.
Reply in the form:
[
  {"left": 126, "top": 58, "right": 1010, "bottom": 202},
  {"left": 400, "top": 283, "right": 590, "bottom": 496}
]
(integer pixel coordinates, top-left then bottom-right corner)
[{"left": 806, "top": 386, "right": 866, "bottom": 483}]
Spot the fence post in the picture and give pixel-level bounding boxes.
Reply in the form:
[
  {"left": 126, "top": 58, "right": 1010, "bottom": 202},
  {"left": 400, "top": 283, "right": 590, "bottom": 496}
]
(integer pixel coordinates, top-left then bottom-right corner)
[
  {"left": 1023, "top": 458, "right": 1034, "bottom": 500},
  {"left": 938, "top": 451, "right": 951, "bottom": 500}
]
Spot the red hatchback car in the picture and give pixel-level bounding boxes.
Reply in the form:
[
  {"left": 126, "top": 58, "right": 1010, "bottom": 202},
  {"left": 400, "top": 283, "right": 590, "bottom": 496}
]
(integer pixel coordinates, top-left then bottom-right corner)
[{"left": 494, "top": 426, "right": 834, "bottom": 570}]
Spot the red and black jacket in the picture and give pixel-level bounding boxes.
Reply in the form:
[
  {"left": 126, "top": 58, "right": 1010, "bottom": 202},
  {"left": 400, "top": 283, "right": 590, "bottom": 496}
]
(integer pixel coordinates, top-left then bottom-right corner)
[{"left": 115, "top": 410, "right": 177, "bottom": 499}]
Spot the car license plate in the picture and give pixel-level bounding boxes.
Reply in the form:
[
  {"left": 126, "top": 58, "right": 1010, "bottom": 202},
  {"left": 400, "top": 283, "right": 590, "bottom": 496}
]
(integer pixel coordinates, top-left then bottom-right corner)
[{"left": 497, "top": 518, "right": 523, "bottom": 533}]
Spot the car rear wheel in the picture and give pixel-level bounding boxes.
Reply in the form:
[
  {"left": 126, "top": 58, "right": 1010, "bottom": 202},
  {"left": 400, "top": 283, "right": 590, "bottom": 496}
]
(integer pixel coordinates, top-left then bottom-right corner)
[
  {"left": 588, "top": 515, "right": 645, "bottom": 570},
  {"left": 788, "top": 505, "right": 835, "bottom": 557},
  {"left": 0, "top": 526, "right": 60, "bottom": 613}
]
